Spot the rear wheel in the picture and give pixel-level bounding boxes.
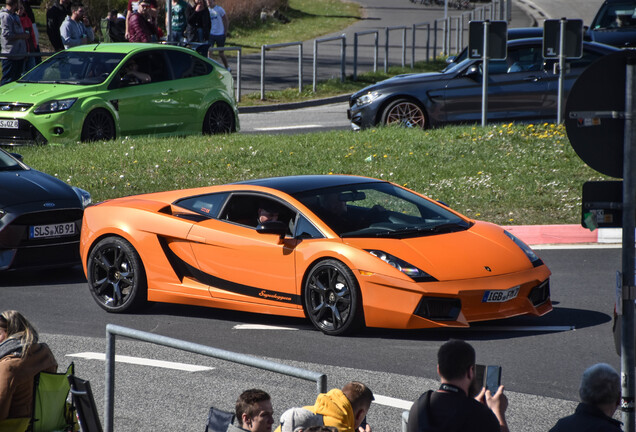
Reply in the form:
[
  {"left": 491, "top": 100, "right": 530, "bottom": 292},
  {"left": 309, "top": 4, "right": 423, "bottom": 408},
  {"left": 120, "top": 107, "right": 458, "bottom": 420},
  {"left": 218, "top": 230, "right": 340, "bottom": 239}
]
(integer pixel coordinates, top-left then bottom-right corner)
[
  {"left": 87, "top": 236, "right": 147, "bottom": 313},
  {"left": 81, "top": 109, "right": 116, "bottom": 142},
  {"left": 303, "top": 259, "right": 364, "bottom": 336},
  {"left": 203, "top": 102, "right": 235, "bottom": 134},
  {"left": 381, "top": 98, "right": 426, "bottom": 128}
]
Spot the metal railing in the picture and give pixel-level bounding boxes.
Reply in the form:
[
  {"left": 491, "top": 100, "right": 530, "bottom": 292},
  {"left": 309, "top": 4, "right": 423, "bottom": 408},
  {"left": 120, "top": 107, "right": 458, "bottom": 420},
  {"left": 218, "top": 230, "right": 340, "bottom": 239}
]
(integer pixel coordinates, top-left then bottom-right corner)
[
  {"left": 208, "top": 46, "right": 242, "bottom": 102},
  {"left": 353, "top": 30, "right": 379, "bottom": 80},
  {"left": 313, "top": 34, "right": 346, "bottom": 91},
  {"left": 104, "top": 324, "right": 327, "bottom": 432},
  {"left": 384, "top": 26, "right": 408, "bottom": 72},
  {"left": 261, "top": 41, "right": 303, "bottom": 100},
  {"left": 411, "top": 22, "right": 431, "bottom": 66}
]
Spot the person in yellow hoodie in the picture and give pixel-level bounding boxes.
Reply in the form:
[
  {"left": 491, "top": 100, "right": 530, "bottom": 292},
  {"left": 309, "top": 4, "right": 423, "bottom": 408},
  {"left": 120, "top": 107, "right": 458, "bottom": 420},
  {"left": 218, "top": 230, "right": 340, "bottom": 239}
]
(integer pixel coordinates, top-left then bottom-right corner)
[{"left": 274, "top": 382, "right": 374, "bottom": 432}]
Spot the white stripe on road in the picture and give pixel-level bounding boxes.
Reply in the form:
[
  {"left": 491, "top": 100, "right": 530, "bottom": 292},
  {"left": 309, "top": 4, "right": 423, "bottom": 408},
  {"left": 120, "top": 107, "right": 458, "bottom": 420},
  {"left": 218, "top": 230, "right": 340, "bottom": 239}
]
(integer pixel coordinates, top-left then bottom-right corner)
[
  {"left": 254, "top": 125, "right": 323, "bottom": 131},
  {"left": 67, "top": 352, "right": 213, "bottom": 372},
  {"left": 373, "top": 394, "right": 413, "bottom": 410},
  {"left": 233, "top": 324, "right": 299, "bottom": 330}
]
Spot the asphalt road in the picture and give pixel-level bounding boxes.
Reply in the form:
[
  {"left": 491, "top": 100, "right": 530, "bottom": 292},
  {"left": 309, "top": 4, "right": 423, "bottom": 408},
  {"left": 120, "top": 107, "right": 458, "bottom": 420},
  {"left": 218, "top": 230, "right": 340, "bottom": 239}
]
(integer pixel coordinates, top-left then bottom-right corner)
[{"left": 0, "top": 246, "right": 622, "bottom": 431}]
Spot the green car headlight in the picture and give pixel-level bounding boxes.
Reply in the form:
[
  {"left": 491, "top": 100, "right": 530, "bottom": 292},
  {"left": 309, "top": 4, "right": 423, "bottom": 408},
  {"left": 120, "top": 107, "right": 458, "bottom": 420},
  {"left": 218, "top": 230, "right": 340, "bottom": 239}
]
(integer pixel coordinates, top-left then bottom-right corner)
[
  {"left": 34, "top": 98, "right": 77, "bottom": 114},
  {"left": 356, "top": 91, "right": 380, "bottom": 107}
]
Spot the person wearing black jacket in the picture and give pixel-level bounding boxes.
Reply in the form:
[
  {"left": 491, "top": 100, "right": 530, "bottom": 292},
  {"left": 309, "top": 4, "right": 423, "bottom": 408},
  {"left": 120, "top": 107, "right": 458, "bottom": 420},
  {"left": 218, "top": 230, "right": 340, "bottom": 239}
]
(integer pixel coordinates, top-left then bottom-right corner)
[{"left": 46, "top": 0, "right": 70, "bottom": 51}]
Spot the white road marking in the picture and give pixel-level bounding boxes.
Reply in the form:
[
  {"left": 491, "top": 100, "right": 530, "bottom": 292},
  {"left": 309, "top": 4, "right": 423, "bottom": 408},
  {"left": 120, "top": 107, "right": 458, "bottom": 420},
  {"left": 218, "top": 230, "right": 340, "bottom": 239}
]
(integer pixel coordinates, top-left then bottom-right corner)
[
  {"left": 233, "top": 324, "right": 299, "bottom": 330},
  {"left": 254, "top": 125, "right": 323, "bottom": 131},
  {"left": 470, "top": 325, "right": 575, "bottom": 332},
  {"left": 373, "top": 394, "right": 413, "bottom": 410},
  {"left": 67, "top": 352, "right": 213, "bottom": 372}
]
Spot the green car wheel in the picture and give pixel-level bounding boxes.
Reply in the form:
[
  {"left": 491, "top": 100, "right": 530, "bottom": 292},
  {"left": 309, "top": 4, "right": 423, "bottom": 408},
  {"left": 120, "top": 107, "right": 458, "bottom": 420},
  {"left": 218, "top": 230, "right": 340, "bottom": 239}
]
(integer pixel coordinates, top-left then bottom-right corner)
[
  {"left": 81, "top": 109, "right": 116, "bottom": 142},
  {"left": 203, "top": 102, "right": 235, "bottom": 134}
]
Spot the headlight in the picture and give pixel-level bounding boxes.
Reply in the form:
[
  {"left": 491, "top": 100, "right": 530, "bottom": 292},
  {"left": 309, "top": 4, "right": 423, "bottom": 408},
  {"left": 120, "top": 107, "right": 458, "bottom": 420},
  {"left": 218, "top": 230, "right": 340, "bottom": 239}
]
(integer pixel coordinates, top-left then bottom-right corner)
[
  {"left": 504, "top": 230, "right": 543, "bottom": 267},
  {"left": 72, "top": 187, "right": 92, "bottom": 208},
  {"left": 366, "top": 249, "right": 437, "bottom": 282},
  {"left": 355, "top": 91, "right": 381, "bottom": 107},
  {"left": 34, "top": 98, "right": 77, "bottom": 114}
]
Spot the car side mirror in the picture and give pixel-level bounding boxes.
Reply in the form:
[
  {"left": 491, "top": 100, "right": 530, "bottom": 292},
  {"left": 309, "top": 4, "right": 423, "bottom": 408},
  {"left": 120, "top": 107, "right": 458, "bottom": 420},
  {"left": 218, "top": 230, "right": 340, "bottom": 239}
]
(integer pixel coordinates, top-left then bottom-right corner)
[
  {"left": 256, "top": 220, "right": 288, "bottom": 239},
  {"left": 10, "top": 152, "right": 23, "bottom": 161},
  {"left": 464, "top": 64, "right": 481, "bottom": 79},
  {"left": 121, "top": 74, "right": 140, "bottom": 86},
  {"left": 446, "top": 55, "right": 457, "bottom": 64}
]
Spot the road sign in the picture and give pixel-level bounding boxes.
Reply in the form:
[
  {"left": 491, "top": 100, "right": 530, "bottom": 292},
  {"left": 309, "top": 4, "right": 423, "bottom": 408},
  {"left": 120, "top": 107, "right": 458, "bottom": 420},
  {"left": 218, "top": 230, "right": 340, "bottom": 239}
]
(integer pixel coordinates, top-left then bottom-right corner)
[
  {"left": 468, "top": 20, "right": 507, "bottom": 60},
  {"left": 565, "top": 50, "right": 636, "bottom": 178},
  {"left": 582, "top": 181, "right": 623, "bottom": 229},
  {"left": 543, "top": 19, "right": 583, "bottom": 59}
]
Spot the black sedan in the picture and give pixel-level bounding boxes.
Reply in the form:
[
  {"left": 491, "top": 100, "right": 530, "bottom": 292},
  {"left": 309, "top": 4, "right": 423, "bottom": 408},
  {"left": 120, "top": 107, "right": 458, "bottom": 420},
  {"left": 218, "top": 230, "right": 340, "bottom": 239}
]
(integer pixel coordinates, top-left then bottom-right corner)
[
  {"left": 0, "top": 148, "right": 91, "bottom": 271},
  {"left": 587, "top": 0, "right": 636, "bottom": 48},
  {"left": 347, "top": 38, "right": 620, "bottom": 130}
]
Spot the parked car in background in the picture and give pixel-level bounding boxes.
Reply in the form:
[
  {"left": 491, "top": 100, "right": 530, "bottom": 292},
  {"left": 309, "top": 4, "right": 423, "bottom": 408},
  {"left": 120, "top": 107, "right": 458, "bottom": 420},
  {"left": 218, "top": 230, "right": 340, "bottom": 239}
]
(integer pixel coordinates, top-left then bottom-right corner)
[
  {"left": 587, "top": 0, "right": 636, "bottom": 48},
  {"left": 0, "top": 148, "right": 91, "bottom": 271},
  {"left": 348, "top": 38, "right": 619, "bottom": 130},
  {"left": 0, "top": 43, "right": 238, "bottom": 145},
  {"left": 79, "top": 175, "right": 551, "bottom": 336}
]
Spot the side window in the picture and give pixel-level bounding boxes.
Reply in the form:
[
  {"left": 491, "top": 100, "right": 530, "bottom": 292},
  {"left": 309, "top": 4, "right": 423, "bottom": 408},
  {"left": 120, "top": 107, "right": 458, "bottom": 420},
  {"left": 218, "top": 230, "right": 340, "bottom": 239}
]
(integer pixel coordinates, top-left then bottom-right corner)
[
  {"left": 174, "top": 192, "right": 228, "bottom": 219},
  {"left": 118, "top": 51, "right": 171, "bottom": 86},
  {"left": 568, "top": 50, "right": 604, "bottom": 70},
  {"left": 294, "top": 215, "right": 324, "bottom": 239},
  {"left": 501, "top": 46, "right": 542, "bottom": 74},
  {"left": 165, "top": 50, "right": 212, "bottom": 79},
  {"left": 221, "top": 195, "right": 297, "bottom": 233}
]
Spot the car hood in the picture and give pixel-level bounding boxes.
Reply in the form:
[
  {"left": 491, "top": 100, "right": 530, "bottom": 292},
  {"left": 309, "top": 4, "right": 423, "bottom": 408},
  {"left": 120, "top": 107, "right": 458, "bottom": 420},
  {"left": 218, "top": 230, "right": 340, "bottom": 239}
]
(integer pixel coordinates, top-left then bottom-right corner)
[
  {"left": 587, "top": 28, "right": 636, "bottom": 48},
  {"left": 0, "top": 82, "right": 87, "bottom": 103},
  {"left": 353, "top": 71, "right": 447, "bottom": 97},
  {"left": 0, "top": 169, "right": 80, "bottom": 210},
  {"left": 344, "top": 221, "right": 534, "bottom": 281}
]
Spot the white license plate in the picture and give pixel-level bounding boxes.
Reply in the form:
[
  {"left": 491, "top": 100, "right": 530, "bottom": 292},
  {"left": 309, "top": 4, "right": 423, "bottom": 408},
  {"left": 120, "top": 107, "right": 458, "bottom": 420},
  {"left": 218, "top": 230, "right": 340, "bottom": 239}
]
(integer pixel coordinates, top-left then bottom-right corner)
[
  {"left": 0, "top": 119, "right": 18, "bottom": 129},
  {"left": 482, "top": 286, "right": 520, "bottom": 303},
  {"left": 29, "top": 222, "right": 76, "bottom": 239}
]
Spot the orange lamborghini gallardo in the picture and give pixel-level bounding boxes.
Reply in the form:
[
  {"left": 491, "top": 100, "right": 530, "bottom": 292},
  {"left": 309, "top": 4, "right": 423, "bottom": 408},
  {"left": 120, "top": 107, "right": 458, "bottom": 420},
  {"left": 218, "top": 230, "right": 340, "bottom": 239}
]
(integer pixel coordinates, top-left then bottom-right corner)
[{"left": 80, "top": 175, "right": 552, "bottom": 335}]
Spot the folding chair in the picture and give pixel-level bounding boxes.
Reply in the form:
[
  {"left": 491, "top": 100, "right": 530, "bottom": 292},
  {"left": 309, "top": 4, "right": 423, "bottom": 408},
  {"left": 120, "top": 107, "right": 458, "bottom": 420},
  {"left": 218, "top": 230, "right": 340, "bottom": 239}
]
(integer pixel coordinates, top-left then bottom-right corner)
[
  {"left": 67, "top": 375, "right": 103, "bottom": 432},
  {"left": 205, "top": 406, "right": 235, "bottom": 432},
  {"left": 32, "top": 362, "right": 77, "bottom": 432}
]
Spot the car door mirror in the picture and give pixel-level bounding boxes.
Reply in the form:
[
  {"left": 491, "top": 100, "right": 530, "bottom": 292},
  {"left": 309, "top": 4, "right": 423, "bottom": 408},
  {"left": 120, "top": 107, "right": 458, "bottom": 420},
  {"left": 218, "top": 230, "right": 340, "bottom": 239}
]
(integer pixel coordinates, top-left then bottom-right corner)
[
  {"left": 463, "top": 64, "right": 481, "bottom": 79},
  {"left": 256, "top": 220, "right": 288, "bottom": 238}
]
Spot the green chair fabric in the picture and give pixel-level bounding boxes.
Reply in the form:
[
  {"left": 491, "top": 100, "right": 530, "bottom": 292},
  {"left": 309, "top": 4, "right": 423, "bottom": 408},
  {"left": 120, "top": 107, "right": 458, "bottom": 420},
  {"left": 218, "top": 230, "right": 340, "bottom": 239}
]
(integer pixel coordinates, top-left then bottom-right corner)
[
  {"left": 0, "top": 417, "right": 31, "bottom": 432},
  {"left": 32, "top": 363, "right": 76, "bottom": 432}
]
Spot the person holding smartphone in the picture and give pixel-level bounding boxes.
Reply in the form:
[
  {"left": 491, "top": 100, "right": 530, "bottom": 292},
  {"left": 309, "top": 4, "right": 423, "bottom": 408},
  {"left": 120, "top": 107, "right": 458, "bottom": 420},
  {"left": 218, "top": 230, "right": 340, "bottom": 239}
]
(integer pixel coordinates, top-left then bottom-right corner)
[{"left": 407, "top": 339, "right": 509, "bottom": 432}]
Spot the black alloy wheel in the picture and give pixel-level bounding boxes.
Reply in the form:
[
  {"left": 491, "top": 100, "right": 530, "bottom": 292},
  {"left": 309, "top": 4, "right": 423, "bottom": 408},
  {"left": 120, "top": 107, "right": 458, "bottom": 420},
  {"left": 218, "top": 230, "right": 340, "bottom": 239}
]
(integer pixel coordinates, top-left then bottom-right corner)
[
  {"left": 81, "top": 109, "right": 116, "bottom": 142},
  {"left": 87, "top": 236, "right": 147, "bottom": 313},
  {"left": 303, "top": 259, "right": 364, "bottom": 336},
  {"left": 203, "top": 102, "right": 235, "bottom": 134},
  {"left": 381, "top": 98, "right": 427, "bottom": 128}
]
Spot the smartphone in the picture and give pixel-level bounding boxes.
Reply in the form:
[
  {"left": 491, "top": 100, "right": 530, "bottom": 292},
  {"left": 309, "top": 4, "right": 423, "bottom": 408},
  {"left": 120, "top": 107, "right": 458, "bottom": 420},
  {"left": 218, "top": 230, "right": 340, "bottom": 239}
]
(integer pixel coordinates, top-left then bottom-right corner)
[{"left": 474, "top": 364, "right": 502, "bottom": 394}]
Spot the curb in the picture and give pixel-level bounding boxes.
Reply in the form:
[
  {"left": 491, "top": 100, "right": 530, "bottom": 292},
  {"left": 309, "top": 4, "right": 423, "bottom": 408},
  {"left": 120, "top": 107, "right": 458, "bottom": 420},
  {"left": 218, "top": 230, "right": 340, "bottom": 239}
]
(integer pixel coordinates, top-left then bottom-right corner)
[
  {"left": 238, "top": 94, "right": 352, "bottom": 114},
  {"left": 506, "top": 224, "right": 621, "bottom": 246}
]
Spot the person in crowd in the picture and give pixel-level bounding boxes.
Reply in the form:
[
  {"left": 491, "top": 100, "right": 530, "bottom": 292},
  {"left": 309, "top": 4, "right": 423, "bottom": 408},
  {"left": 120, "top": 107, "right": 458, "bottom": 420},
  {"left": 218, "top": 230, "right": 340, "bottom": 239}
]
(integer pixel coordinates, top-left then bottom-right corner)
[
  {"left": 60, "top": 4, "right": 94, "bottom": 49},
  {"left": 106, "top": 9, "right": 126, "bottom": 42},
  {"left": 167, "top": 0, "right": 188, "bottom": 42},
  {"left": 549, "top": 363, "right": 622, "bottom": 432},
  {"left": 0, "top": 310, "right": 58, "bottom": 421},
  {"left": 208, "top": 0, "right": 229, "bottom": 69},
  {"left": 0, "top": 0, "right": 29, "bottom": 85},
  {"left": 277, "top": 407, "right": 323, "bottom": 432},
  {"left": 227, "top": 388, "right": 275, "bottom": 432},
  {"left": 301, "top": 381, "right": 373, "bottom": 432},
  {"left": 407, "top": 339, "right": 508, "bottom": 432},
  {"left": 185, "top": 0, "right": 209, "bottom": 43},
  {"left": 46, "top": 0, "right": 70, "bottom": 51},
  {"left": 18, "top": 1, "right": 38, "bottom": 71},
  {"left": 125, "top": 0, "right": 157, "bottom": 40},
  {"left": 127, "top": 0, "right": 160, "bottom": 42}
]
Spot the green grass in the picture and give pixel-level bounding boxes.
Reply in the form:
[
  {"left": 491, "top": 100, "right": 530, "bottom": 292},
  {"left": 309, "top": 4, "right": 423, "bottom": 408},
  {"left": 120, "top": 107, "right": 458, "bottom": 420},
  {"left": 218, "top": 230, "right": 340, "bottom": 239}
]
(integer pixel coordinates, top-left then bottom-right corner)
[{"left": 13, "top": 123, "right": 607, "bottom": 227}]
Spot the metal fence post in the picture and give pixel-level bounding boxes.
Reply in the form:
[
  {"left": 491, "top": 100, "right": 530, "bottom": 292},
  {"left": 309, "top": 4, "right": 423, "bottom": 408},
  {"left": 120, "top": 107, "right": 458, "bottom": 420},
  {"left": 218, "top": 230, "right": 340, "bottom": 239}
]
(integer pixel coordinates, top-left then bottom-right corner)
[
  {"left": 384, "top": 27, "right": 389, "bottom": 73},
  {"left": 260, "top": 41, "right": 304, "bottom": 98},
  {"left": 260, "top": 45, "right": 266, "bottom": 100},
  {"left": 299, "top": 43, "right": 303, "bottom": 92},
  {"left": 341, "top": 34, "right": 346, "bottom": 82}
]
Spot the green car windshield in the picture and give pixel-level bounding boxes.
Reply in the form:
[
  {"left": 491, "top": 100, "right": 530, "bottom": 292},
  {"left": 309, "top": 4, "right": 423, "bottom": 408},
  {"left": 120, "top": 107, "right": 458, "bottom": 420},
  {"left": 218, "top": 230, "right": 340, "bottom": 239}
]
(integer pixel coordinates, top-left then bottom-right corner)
[{"left": 19, "top": 51, "right": 126, "bottom": 85}]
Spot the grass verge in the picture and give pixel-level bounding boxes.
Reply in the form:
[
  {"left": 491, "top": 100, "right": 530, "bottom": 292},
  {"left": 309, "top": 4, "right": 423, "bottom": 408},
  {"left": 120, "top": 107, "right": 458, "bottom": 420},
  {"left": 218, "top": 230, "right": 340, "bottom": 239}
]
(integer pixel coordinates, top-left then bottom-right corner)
[{"left": 14, "top": 123, "right": 606, "bottom": 227}]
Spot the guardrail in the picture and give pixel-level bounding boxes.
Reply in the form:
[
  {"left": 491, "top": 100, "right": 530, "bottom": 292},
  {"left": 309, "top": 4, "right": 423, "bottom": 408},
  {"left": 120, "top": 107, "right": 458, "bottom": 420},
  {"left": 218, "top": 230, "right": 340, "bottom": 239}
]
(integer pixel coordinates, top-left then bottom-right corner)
[
  {"left": 104, "top": 324, "right": 327, "bottom": 432},
  {"left": 313, "top": 34, "right": 346, "bottom": 91},
  {"left": 384, "top": 26, "right": 408, "bottom": 73},
  {"left": 261, "top": 41, "right": 303, "bottom": 100},
  {"left": 352, "top": 30, "right": 379, "bottom": 81},
  {"left": 411, "top": 22, "right": 431, "bottom": 66}
]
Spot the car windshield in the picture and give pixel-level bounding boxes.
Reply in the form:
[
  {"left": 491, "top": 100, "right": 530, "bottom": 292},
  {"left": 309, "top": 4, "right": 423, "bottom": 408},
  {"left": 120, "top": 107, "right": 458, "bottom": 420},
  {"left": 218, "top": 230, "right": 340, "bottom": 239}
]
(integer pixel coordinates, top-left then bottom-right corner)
[
  {"left": 292, "top": 182, "right": 471, "bottom": 238},
  {"left": 592, "top": 2, "right": 636, "bottom": 29},
  {"left": 19, "top": 51, "right": 126, "bottom": 85},
  {"left": 0, "top": 150, "right": 23, "bottom": 171}
]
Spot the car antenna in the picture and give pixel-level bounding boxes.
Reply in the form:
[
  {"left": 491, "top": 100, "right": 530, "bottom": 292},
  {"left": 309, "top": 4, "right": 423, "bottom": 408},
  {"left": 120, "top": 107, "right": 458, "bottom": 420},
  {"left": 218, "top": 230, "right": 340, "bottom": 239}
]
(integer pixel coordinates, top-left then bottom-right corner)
[{"left": 93, "top": 41, "right": 101, "bottom": 51}]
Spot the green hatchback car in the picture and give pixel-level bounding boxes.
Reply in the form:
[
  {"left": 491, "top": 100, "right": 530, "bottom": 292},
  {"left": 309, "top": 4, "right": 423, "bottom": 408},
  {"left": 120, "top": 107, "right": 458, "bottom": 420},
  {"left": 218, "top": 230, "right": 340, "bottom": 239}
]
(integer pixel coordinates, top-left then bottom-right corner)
[{"left": 0, "top": 43, "right": 239, "bottom": 145}]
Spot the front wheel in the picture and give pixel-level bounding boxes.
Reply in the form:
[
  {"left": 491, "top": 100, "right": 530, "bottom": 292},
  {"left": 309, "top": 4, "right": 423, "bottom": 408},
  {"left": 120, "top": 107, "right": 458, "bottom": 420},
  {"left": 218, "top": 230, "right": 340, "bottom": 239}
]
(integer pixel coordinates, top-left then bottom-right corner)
[
  {"left": 81, "top": 109, "right": 116, "bottom": 142},
  {"left": 381, "top": 99, "right": 426, "bottom": 128},
  {"left": 86, "top": 236, "right": 147, "bottom": 313},
  {"left": 303, "top": 259, "right": 364, "bottom": 336},
  {"left": 203, "top": 102, "right": 235, "bottom": 134}
]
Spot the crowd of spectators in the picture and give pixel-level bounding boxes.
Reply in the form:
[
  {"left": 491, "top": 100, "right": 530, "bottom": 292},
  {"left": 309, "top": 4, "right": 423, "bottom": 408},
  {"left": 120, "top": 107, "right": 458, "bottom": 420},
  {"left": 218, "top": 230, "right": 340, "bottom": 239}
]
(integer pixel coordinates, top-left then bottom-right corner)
[{"left": 0, "top": 0, "right": 230, "bottom": 85}]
